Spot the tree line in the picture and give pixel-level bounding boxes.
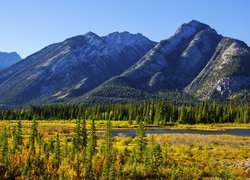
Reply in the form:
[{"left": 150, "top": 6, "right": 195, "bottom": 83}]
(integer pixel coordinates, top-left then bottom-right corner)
[{"left": 0, "top": 100, "right": 249, "bottom": 124}]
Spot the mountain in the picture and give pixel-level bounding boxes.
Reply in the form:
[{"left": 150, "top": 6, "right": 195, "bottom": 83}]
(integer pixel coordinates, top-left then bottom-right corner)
[
  {"left": 185, "top": 38, "right": 250, "bottom": 100},
  {"left": 0, "top": 52, "right": 21, "bottom": 70},
  {"left": 83, "top": 20, "right": 250, "bottom": 102},
  {"left": 0, "top": 32, "right": 155, "bottom": 105},
  {"left": 0, "top": 20, "right": 249, "bottom": 106}
]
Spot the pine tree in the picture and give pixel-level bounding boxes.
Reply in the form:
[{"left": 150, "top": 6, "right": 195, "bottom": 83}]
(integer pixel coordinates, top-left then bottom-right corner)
[
  {"left": 178, "top": 105, "right": 186, "bottom": 124},
  {"left": 29, "top": 119, "right": 38, "bottom": 152},
  {"left": 136, "top": 121, "right": 147, "bottom": 162},
  {"left": 102, "top": 119, "right": 113, "bottom": 179},
  {"left": 81, "top": 116, "right": 87, "bottom": 148},
  {"left": 1, "top": 128, "right": 9, "bottom": 166},
  {"left": 148, "top": 136, "right": 162, "bottom": 174},
  {"left": 12, "top": 125, "right": 18, "bottom": 154},
  {"left": 85, "top": 118, "right": 97, "bottom": 178},
  {"left": 54, "top": 132, "right": 60, "bottom": 169},
  {"left": 243, "top": 104, "right": 249, "bottom": 123},
  {"left": 81, "top": 116, "right": 88, "bottom": 164},
  {"left": 73, "top": 119, "right": 81, "bottom": 151},
  {"left": 23, "top": 153, "right": 32, "bottom": 179},
  {"left": 12, "top": 120, "right": 23, "bottom": 154},
  {"left": 129, "top": 147, "right": 137, "bottom": 176},
  {"left": 17, "top": 120, "right": 23, "bottom": 145}
]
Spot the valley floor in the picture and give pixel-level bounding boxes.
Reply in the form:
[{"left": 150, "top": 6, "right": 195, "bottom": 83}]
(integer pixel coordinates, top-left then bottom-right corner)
[{"left": 0, "top": 120, "right": 249, "bottom": 179}]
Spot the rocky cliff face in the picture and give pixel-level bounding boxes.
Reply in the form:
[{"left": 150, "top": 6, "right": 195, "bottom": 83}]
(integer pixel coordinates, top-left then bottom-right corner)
[
  {"left": 0, "top": 32, "right": 155, "bottom": 105},
  {"left": 184, "top": 38, "right": 250, "bottom": 99}
]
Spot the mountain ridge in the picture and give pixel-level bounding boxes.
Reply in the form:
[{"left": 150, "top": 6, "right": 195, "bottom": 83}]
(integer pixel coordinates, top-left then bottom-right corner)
[
  {"left": 0, "top": 31, "right": 156, "bottom": 105},
  {"left": 82, "top": 20, "right": 250, "bottom": 103},
  {"left": 0, "top": 20, "right": 249, "bottom": 106}
]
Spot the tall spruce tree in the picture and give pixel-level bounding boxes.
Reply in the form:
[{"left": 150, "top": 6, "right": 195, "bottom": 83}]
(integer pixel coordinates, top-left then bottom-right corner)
[
  {"left": 29, "top": 119, "right": 38, "bottom": 152},
  {"left": 85, "top": 118, "right": 97, "bottom": 178},
  {"left": 54, "top": 132, "right": 60, "bottom": 169},
  {"left": 136, "top": 121, "right": 147, "bottom": 162},
  {"left": 81, "top": 115, "right": 88, "bottom": 164},
  {"left": 1, "top": 128, "right": 9, "bottom": 167},
  {"left": 12, "top": 120, "right": 23, "bottom": 154},
  {"left": 102, "top": 119, "right": 114, "bottom": 179},
  {"left": 148, "top": 136, "right": 162, "bottom": 174}
]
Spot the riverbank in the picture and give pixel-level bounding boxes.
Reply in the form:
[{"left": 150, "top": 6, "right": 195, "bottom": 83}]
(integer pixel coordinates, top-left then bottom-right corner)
[{"left": 0, "top": 120, "right": 249, "bottom": 131}]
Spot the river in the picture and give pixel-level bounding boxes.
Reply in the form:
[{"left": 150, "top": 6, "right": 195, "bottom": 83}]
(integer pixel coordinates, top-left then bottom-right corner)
[{"left": 111, "top": 128, "right": 250, "bottom": 137}]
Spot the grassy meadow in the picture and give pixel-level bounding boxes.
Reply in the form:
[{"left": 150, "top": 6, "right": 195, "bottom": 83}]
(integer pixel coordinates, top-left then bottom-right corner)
[{"left": 0, "top": 120, "right": 249, "bottom": 179}]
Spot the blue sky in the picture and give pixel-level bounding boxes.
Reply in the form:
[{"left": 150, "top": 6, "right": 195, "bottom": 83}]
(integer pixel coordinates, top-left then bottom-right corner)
[{"left": 0, "top": 0, "right": 249, "bottom": 58}]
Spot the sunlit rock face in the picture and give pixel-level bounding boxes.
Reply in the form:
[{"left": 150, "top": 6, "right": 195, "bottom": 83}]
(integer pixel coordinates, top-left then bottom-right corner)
[{"left": 0, "top": 32, "right": 155, "bottom": 105}]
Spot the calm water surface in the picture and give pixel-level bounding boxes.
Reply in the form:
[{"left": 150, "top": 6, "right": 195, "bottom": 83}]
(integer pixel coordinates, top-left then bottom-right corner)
[{"left": 111, "top": 128, "right": 250, "bottom": 137}]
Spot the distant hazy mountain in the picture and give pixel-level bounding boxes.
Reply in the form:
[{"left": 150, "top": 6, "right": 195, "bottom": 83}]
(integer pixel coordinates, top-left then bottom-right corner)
[
  {"left": 0, "top": 31, "right": 155, "bottom": 105},
  {"left": 0, "top": 52, "right": 21, "bottom": 70},
  {"left": 0, "top": 20, "right": 249, "bottom": 106}
]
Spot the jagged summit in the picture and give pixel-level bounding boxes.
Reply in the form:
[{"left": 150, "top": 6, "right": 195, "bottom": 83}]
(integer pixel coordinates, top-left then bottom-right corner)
[
  {"left": 175, "top": 20, "right": 211, "bottom": 37},
  {"left": 103, "top": 31, "right": 155, "bottom": 54},
  {"left": 84, "top": 31, "right": 99, "bottom": 37},
  {"left": 188, "top": 20, "right": 210, "bottom": 29},
  {"left": 63, "top": 32, "right": 101, "bottom": 44}
]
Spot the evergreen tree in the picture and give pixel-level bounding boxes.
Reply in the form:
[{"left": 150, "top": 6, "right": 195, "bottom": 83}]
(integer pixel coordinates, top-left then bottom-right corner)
[
  {"left": 102, "top": 119, "right": 114, "bottom": 179},
  {"left": 13, "top": 120, "right": 23, "bottom": 154},
  {"left": 54, "top": 132, "right": 60, "bottom": 169},
  {"left": 29, "top": 119, "right": 38, "bottom": 152},
  {"left": 81, "top": 115, "right": 88, "bottom": 164},
  {"left": 135, "top": 121, "right": 147, "bottom": 162},
  {"left": 23, "top": 153, "right": 32, "bottom": 179},
  {"left": 1, "top": 128, "right": 9, "bottom": 166},
  {"left": 243, "top": 104, "right": 249, "bottom": 123},
  {"left": 178, "top": 105, "right": 186, "bottom": 124},
  {"left": 85, "top": 118, "right": 97, "bottom": 178},
  {"left": 81, "top": 116, "right": 87, "bottom": 148},
  {"left": 73, "top": 119, "right": 81, "bottom": 151},
  {"left": 129, "top": 147, "right": 137, "bottom": 176},
  {"left": 148, "top": 136, "right": 162, "bottom": 174},
  {"left": 17, "top": 120, "right": 23, "bottom": 145}
]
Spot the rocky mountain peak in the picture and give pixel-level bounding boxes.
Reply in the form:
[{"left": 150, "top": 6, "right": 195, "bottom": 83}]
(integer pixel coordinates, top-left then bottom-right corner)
[
  {"left": 85, "top": 31, "right": 99, "bottom": 37},
  {"left": 175, "top": 20, "right": 211, "bottom": 37},
  {"left": 103, "top": 31, "right": 154, "bottom": 46},
  {"left": 61, "top": 32, "right": 105, "bottom": 52},
  {"left": 188, "top": 20, "right": 211, "bottom": 29}
]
